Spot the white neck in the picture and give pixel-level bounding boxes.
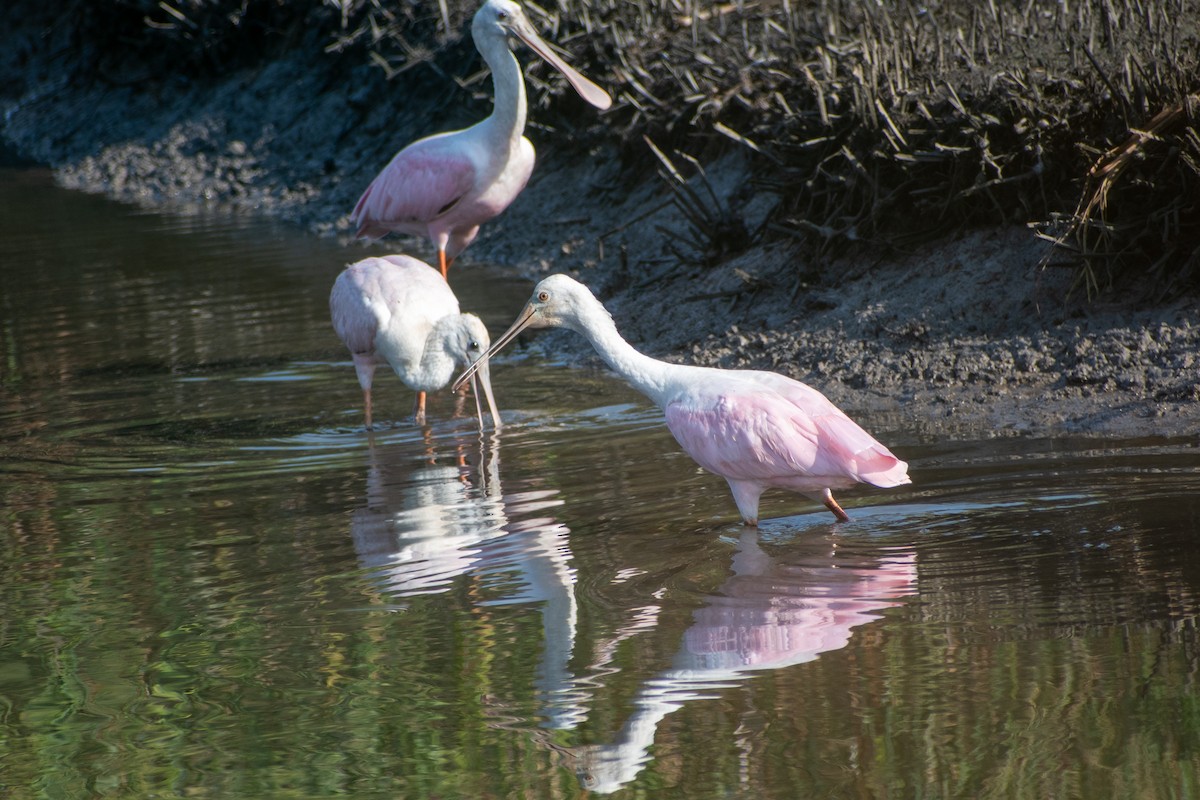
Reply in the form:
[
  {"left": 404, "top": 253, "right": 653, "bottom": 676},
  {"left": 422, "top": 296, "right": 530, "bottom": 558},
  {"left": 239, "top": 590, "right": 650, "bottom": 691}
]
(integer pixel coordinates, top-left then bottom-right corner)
[
  {"left": 477, "top": 33, "right": 526, "bottom": 145},
  {"left": 566, "top": 298, "right": 680, "bottom": 406}
]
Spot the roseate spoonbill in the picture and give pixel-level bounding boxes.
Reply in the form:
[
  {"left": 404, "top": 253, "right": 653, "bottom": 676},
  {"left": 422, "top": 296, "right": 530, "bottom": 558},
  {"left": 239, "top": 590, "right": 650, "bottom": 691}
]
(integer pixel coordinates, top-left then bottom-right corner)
[
  {"left": 330, "top": 254, "right": 501, "bottom": 429},
  {"left": 351, "top": 0, "right": 611, "bottom": 277},
  {"left": 454, "top": 275, "right": 911, "bottom": 524}
]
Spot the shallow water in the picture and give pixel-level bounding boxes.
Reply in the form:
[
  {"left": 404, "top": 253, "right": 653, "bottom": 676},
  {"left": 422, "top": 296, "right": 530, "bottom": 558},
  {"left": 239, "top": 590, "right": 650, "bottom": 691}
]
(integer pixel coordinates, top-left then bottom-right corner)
[{"left": 2, "top": 167, "right": 1199, "bottom": 798}]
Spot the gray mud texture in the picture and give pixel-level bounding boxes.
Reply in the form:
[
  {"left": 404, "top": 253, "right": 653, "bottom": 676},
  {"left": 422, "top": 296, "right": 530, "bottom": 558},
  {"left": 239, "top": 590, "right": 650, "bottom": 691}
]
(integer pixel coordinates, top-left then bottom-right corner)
[
  {"left": 1, "top": 1, "right": 1196, "bottom": 438},
  {"left": 482, "top": 153, "right": 1199, "bottom": 438}
]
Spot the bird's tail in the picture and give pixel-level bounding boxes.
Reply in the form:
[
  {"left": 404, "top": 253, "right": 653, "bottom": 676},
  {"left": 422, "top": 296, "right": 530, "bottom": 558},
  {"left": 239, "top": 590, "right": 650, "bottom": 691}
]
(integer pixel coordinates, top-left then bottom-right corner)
[{"left": 856, "top": 448, "right": 911, "bottom": 488}]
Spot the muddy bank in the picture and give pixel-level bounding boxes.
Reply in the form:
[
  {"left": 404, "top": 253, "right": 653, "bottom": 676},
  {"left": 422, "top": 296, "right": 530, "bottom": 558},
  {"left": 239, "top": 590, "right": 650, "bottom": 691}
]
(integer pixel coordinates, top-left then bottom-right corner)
[
  {"left": 482, "top": 156, "right": 1199, "bottom": 438},
  {"left": 1, "top": 5, "right": 1196, "bottom": 438}
]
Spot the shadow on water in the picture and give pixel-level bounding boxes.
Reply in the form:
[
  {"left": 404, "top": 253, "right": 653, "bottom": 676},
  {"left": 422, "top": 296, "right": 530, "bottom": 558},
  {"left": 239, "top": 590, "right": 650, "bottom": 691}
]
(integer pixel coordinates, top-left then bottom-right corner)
[{"left": 3, "top": 167, "right": 1200, "bottom": 798}]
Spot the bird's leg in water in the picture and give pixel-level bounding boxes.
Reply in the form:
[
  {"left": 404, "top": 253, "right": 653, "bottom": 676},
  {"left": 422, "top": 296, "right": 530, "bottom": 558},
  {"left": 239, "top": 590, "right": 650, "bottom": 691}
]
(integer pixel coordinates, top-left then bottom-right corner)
[
  {"left": 363, "top": 388, "right": 374, "bottom": 430},
  {"left": 413, "top": 391, "right": 427, "bottom": 425},
  {"left": 823, "top": 489, "right": 851, "bottom": 522}
]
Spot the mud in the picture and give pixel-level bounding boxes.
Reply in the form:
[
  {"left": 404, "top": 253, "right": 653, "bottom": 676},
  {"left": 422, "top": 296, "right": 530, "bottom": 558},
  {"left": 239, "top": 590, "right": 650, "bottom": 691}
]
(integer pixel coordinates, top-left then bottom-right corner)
[
  {"left": 482, "top": 154, "right": 1199, "bottom": 438},
  {"left": 1, "top": 6, "right": 1195, "bottom": 439}
]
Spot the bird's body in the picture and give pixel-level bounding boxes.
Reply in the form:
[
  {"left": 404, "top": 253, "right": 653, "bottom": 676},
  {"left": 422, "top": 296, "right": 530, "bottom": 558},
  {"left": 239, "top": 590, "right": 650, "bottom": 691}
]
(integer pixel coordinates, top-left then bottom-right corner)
[
  {"left": 455, "top": 274, "right": 909, "bottom": 524},
  {"left": 330, "top": 254, "right": 500, "bottom": 429},
  {"left": 351, "top": 0, "right": 610, "bottom": 276},
  {"left": 662, "top": 368, "right": 909, "bottom": 523}
]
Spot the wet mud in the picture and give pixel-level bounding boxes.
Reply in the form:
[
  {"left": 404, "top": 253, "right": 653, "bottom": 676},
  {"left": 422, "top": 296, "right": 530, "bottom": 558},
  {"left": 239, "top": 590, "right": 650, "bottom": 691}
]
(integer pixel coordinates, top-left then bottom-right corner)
[{"left": 2, "top": 1, "right": 1196, "bottom": 437}]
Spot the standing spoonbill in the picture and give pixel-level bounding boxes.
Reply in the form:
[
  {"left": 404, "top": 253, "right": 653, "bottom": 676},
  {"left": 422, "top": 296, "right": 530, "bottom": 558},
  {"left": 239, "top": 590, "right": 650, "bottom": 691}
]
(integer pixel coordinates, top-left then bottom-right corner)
[
  {"left": 330, "top": 254, "right": 501, "bottom": 429},
  {"left": 454, "top": 275, "right": 910, "bottom": 524},
  {"left": 351, "top": 0, "right": 612, "bottom": 277}
]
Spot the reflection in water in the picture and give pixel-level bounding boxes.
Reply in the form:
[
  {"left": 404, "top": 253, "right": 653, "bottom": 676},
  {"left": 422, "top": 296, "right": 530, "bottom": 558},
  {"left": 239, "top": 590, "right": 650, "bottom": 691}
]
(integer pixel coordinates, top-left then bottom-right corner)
[
  {"left": 349, "top": 430, "right": 581, "bottom": 728},
  {"left": 576, "top": 531, "right": 917, "bottom": 794},
  {"left": 5, "top": 169, "right": 1200, "bottom": 799}
]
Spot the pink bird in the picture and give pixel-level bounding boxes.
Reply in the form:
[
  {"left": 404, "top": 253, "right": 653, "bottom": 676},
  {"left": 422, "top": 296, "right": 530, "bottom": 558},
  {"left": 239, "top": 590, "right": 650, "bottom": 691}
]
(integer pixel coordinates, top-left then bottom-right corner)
[
  {"left": 454, "top": 275, "right": 910, "bottom": 524},
  {"left": 351, "top": 0, "right": 611, "bottom": 278},
  {"left": 330, "top": 254, "right": 500, "bottom": 429}
]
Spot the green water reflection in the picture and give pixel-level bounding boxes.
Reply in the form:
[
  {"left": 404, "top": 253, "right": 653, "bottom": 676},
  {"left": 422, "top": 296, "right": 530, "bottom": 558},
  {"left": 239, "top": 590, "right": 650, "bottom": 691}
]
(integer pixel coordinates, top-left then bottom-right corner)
[{"left": 2, "top": 168, "right": 1200, "bottom": 798}]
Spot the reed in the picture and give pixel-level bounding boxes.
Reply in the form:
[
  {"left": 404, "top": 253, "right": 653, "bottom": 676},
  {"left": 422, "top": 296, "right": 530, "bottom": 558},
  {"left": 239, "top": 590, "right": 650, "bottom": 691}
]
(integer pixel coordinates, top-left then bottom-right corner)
[
  {"left": 325, "top": 0, "right": 1200, "bottom": 300},
  {"left": 88, "top": 0, "right": 1200, "bottom": 300}
]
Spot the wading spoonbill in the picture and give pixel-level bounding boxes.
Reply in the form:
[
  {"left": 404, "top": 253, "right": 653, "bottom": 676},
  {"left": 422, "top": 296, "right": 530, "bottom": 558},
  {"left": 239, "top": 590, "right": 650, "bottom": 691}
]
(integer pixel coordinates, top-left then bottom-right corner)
[
  {"left": 330, "top": 254, "right": 500, "bottom": 429},
  {"left": 454, "top": 275, "right": 909, "bottom": 524}
]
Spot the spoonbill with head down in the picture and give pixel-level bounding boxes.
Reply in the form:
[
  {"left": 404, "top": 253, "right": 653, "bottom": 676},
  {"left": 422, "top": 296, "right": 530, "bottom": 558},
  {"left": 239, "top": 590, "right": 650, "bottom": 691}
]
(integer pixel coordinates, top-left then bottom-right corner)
[
  {"left": 351, "top": 0, "right": 612, "bottom": 277},
  {"left": 454, "top": 275, "right": 910, "bottom": 524},
  {"left": 330, "top": 254, "right": 501, "bottom": 430}
]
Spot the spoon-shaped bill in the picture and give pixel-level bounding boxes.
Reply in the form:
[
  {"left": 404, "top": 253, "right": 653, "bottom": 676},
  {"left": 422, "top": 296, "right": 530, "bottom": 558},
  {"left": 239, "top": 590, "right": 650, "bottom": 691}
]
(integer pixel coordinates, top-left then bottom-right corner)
[
  {"left": 509, "top": 17, "right": 611, "bottom": 110},
  {"left": 469, "top": 354, "right": 503, "bottom": 429},
  {"left": 453, "top": 302, "right": 539, "bottom": 393}
]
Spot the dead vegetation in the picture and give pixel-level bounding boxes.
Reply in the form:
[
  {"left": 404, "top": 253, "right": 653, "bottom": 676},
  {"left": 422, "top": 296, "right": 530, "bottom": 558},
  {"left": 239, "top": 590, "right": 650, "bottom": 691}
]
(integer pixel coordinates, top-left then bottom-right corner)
[
  {"left": 61, "top": 0, "right": 1200, "bottom": 300},
  {"left": 331, "top": 0, "right": 1200, "bottom": 300},
  {"left": 1038, "top": 95, "right": 1200, "bottom": 300}
]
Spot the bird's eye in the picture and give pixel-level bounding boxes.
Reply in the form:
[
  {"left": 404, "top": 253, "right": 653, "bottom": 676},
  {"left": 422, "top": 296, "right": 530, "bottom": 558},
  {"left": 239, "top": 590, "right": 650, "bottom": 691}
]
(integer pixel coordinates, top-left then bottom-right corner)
[
  {"left": 468, "top": 340, "right": 480, "bottom": 350},
  {"left": 537, "top": 290, "right": 550, "bottom": 302},
  {"left": 497, "top": 10, "right": 508, "bottom": 20}
]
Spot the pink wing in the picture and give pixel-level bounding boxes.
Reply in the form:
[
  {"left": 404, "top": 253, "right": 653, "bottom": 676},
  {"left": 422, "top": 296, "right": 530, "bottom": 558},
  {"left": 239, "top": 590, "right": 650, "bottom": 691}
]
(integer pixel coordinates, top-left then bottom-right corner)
[
  {"left": 739, "top": 370, "right": 908, "bottom": 485},
  {"left": 352, "top": 140, "right": 478, "bottom": 239},
  {"left": 665, "top": 380, "right": 909, "bottom": 490},
  {"left": 329, "top": 265, "right": 382, "bottom": 355}
]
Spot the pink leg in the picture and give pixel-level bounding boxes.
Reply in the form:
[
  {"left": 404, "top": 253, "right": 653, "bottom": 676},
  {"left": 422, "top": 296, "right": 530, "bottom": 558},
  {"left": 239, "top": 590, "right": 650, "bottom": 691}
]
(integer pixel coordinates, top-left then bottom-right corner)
[
  {"left": 823, "top": 489, "right": 851, "bottom": 522},
  {"left": 352, "top": 354, "right": 378, "bottom": 431}
]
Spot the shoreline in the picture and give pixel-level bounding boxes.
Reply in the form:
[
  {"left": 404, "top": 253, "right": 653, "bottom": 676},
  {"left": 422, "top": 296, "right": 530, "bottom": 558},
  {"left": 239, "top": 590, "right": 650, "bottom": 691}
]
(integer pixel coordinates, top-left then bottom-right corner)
[{"left": 2, "top": 15, "right": 1196, "bottom": 440}]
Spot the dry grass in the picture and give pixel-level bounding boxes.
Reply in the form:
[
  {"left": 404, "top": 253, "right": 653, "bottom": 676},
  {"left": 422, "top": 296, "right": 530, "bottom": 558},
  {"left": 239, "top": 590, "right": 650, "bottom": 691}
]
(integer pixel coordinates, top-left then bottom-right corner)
[
  {"left": 1038, "top": 95, "right": 1200, "bottom": 300},
  {"left": 79, "top": 0, "right": 1200, "bottom": 300}
]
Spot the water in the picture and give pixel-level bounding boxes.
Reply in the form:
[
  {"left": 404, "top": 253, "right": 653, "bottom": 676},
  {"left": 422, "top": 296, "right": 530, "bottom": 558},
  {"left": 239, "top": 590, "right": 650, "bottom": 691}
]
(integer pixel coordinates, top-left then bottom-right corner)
[{"left": 2, "top": 167, "right": 1199, "bottom": 798}]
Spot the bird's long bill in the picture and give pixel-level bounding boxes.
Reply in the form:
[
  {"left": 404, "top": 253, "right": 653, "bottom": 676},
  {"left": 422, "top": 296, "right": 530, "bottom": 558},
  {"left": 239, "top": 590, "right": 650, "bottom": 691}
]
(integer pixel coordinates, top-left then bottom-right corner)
[
  {"left": 470, "top": 356, "right": 502, "bottom": 430},
  {"left": 511, "top": 21, "right": 612, "bottom": 110},
  {"left": 452, "top": 303, "right": 537, "bottom": 394}
]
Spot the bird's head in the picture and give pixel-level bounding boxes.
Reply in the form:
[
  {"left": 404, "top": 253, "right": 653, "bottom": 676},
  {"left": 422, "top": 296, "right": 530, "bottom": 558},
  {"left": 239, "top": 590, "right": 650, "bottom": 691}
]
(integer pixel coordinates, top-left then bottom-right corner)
[
  {"left": 475, "top": 0, "right": 526, "bottom": 38},
  {"left": 452, "top": 273, "right": 604, "bottom": 393},
  {"left": 473, "top": 0, "right": 611, "bottom": 110},
  {"left": 445, "top": 313, "right": 492, "bottom": 366},
  {"left": 516, "top": 273, "right": 599, "bottom": 330}
]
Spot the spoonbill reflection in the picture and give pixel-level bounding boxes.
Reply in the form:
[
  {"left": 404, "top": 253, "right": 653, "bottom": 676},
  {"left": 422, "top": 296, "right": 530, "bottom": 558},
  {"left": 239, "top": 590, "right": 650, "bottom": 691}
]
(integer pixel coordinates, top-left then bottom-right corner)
[
  {"left": 330, "top": 254, "right": 500, "bottom": 429},
  {"left": 575, "top": 531, "right": 917, "bottom": 793},
  {"left": 455, "top": 274, "right": 910, "bottom": 524},
  {"left": 350, "top": 432, "right": 581, "bottom": 728},
  {"left": 351, "top": 0, "right": 611, "bottom": 277}
]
